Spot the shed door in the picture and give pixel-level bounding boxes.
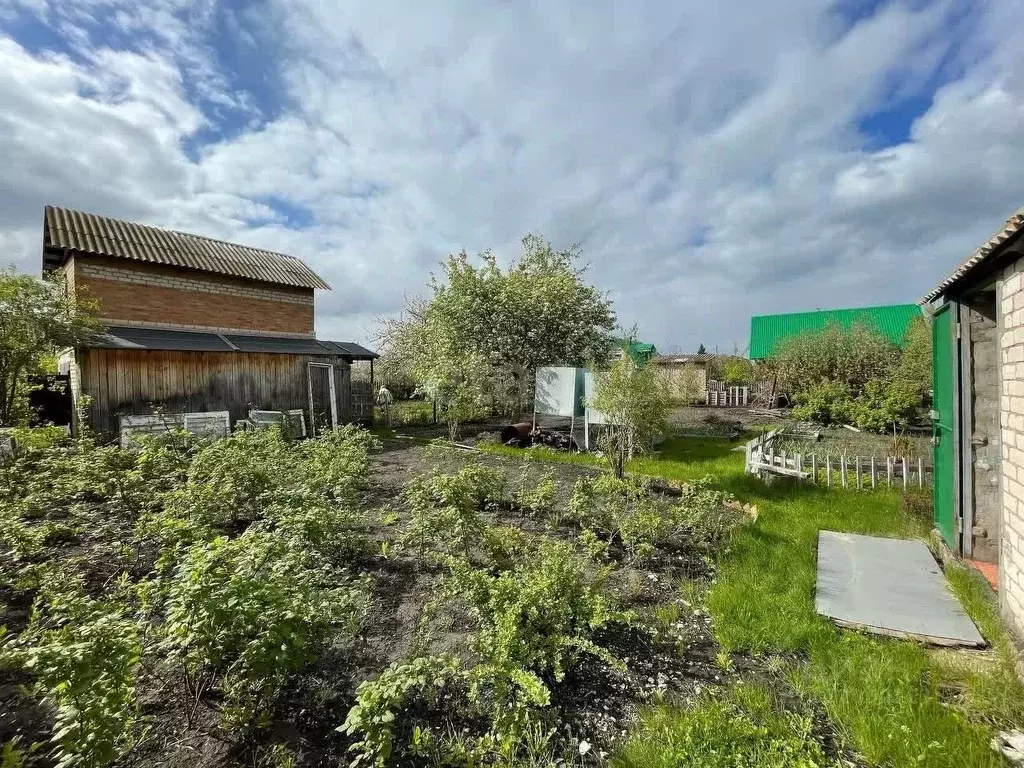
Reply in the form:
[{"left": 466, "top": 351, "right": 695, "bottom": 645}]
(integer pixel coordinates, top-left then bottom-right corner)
[
  {"left": 308, "top": 363, "right": 338, "bottom": 436},
  {"left": 932, "top": 304, "right": 957, "bottom": 550}
]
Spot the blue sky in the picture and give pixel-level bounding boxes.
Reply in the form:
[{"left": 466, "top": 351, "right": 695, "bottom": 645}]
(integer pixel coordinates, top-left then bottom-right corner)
[{"left": 1, "top": 0, "right": 1022, "bottom": 351}]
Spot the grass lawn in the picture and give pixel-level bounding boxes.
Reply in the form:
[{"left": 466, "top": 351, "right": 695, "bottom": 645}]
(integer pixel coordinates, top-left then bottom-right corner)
[
  {"left": 486, "top": 435, "right": 1024, "bottom": 768},
  {"left": 374, "top": 399, "right": 435, "bottom": 426}
]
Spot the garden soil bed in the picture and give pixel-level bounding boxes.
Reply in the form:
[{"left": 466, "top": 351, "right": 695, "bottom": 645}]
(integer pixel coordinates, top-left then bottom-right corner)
[{"left": 1, "top": 436, "right": 864, "bottom": 768}]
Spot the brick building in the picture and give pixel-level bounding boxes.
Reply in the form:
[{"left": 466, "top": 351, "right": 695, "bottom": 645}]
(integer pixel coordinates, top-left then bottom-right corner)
[
  {"left": 922, "top": 205, "right": 1024, "bottom": 640},
  {"left": 43, "top": 206, "right": 376, "bottom": 436}
]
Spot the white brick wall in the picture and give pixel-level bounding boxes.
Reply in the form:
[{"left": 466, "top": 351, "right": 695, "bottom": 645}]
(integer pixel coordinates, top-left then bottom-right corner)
[
  {"left": 998, "top": 257, "right": 1024, "bottom": 639},
  {"left": 79, "top": 263, "right": 314, "bottom": 306}
]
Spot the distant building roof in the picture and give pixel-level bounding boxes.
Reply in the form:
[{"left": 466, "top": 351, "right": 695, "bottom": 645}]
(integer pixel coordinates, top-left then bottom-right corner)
[
  {"left": 85, "top": 325, "right": 377, "bottom": 360},
  {"left": 921, "top": 205, "right": 1024, "bottom": 303},
  {"left": 749, "top": 304, "right": 923, "bottom": 359},
  {"left": 42, "top": 206, "right": 330, "bottom": 291},
  {"left": 652, "top": 353, "right": 714, "bottom": 365}
]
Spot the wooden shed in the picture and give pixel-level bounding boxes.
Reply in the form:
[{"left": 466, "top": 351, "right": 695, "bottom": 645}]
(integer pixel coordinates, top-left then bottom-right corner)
[{"left": 43, "top": 206, "right": 377, "bottom": 437}]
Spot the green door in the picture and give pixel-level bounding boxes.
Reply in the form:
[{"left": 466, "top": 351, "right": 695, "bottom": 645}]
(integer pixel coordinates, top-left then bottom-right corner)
[{"left": 932, "top": 304, "right": 957, "bottom": 550}]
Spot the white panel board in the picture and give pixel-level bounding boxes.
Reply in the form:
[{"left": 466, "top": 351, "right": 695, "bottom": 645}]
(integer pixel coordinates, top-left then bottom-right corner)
[
  {"left": 249, "top": 409, "right": 307, "bottom": 438},
  {"left": 534, "top": 367, "right": 583, "bottom": 417},
  {"left": 183, "top": 411, "right": 231, "bottom": 439},
  {"left": 582, "top": 370, "right": 615, "bottom": 425},
  {"left": 119, "top": 414, "right": 183, "bottom": 448}
]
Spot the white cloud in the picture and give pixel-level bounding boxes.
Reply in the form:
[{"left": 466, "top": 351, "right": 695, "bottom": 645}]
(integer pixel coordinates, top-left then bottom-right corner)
[{"left": 1, "top": 0, "right": 1023, "bottom": 350}]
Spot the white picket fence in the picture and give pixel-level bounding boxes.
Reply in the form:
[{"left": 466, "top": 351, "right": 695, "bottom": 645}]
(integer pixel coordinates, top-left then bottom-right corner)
[
  {"left": 744, "top": 430, "right": 930, "bottom": 489},
  {"left": 706, "top": 380, "right": 749, "bottom": 407}
]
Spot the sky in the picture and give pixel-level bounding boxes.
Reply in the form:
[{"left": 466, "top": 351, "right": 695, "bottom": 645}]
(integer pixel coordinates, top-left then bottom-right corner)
[{"left": 1, "top": 0, "right": 1022, "bottom": 353}]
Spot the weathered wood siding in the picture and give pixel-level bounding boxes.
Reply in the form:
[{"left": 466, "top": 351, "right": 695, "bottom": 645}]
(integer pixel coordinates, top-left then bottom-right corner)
[{"left": 77, "top": 349, "right": 354, "bottom": 435}]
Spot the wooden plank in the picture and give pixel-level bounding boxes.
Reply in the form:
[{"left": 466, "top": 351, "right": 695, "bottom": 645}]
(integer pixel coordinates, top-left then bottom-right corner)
[
  {"left": 903, "top": 458, "right": 908, "bottom": 491},
  {"left": 887, "top": 457, "right": 893, "bottom": 487},
  {"left": 749, "top": 462, "right": 810, "bottom": 479},
  {"left": 811, "top": 454, "right": 817, "bottom": 484},
  {"left": 856, "top": 456, "right": 862, "bottom": 490},
  {"left": 841, "top": 456, "right": 847, "bottom": 488},
  {"left": 826, "top": 455, "right": 832, "bottom": 486},
  {"left": 918, "top": 458, "right": 924, "bottom": 488},
  {"left": 871, "top": 457, "right": 876, "bottom": 489}
]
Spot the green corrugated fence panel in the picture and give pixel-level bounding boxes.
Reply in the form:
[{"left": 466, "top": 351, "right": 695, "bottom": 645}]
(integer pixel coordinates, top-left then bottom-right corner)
[{"left": 748, "top": 304, "right": 923, "bottom": 359}]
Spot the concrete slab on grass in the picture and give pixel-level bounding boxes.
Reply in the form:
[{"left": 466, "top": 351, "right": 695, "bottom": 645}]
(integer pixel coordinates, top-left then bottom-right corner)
[{"left": 816, "top": 531, "right": 984, "bottom": 647}]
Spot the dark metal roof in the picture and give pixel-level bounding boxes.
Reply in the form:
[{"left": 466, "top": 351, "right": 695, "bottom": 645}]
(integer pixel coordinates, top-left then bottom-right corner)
[
  {"left": 921, "top": 206, "right": 1024, "bottom": 303},
  {"left": 43, "top": 206, "right": 331, "bottom": 291},
  {"left": 84, "top": 326, "right": 378, "bottom": 359},
  {"left": 318, "top": 341, "right": 379, "bottom": 359},
  {"left": 88, "top": 326, "right": 233, "bottom": 352},
  {"left": 224, "top": 334, "right": 339, "bottom": 355}
]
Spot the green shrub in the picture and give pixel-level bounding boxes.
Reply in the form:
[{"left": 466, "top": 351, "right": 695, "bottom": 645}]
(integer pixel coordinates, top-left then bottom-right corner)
[
  {"left": 567, "top": 475, "right": 737, "bottom": 564},
  {"left": 160, "top": 531, "right": 367, "bottom": 732},
  {"left": 445, "top": 540, "right": 624, "bottom": 703},
  {"left": 0, "top": 574, "right": 141, "bottom": 768},
  {"left": 402, "top": 465, "right": 506, "bottom": 558},
  {"left": 141, "top": 426, "right": 376, "bottom": 564},
  {"left": 514, "top": 470, "right": 557, "bottom": 519},
  {"left": 776, "top": 321, "right": 897, "bottom": 396},
  {"left": 297, "top": 425, "right": 379, "bottom": 504},
  {"left": 340, "top": 655, "right": 464, "bottom": 767},
  {"left": 847, "top": 378, "right": 921, "bottom": 432},
  {"left": 791, "top": 380, "right": 853, "bottom": 426}
]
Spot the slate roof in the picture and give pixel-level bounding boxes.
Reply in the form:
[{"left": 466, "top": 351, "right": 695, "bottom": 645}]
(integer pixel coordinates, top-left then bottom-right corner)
[
  {"left": 921, "top": 206, "right": 1024, "bottom": 303},
  {"left": 43, "top": 206, "right": 330, "bottom": 290}
]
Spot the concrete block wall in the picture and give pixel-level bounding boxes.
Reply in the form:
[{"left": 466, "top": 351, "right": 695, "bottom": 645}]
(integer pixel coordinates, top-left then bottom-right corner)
[
  {"left": 997, "top": 259, "right": 1024, "bottom": 638},
  {"left": 68, "top": 254, "right": 315, "bottom": 336},
  {"left": 967, "top": 295, "right": 1000, "bottom": 562}
]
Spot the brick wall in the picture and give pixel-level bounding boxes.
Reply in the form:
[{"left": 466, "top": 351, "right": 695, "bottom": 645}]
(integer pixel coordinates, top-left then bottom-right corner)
[
  {"left": 967, "top": 295, "right": 1000, "bottom": 562},
  {"left": 997, "top": 259, "right": 1024, "bottom": 638},
  {"left": 72, "top": 254, "right": 315, "bottom": 336}
]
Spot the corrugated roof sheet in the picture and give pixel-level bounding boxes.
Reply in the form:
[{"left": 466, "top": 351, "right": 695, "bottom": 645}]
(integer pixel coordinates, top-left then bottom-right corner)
[
  {"left": 652, "top": 354, "right": 714, "bottom": 365},
  {"left": 749, "top": 304, "right": 923, "bottom": 359},
  {"left": 920, "top": 206, "right": 1024, "bottom": 303},
  {"left": 43, "top": 206, "right": 330, "bottom": 290},
  {"left": 85, "top": 326, "right": 378, "bottom": 359}
]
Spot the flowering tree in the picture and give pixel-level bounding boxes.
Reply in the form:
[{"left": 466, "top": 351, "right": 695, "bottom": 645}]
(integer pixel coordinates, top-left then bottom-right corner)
[{"left": 376, "top": 235, "right": 617, "bottom": 430}]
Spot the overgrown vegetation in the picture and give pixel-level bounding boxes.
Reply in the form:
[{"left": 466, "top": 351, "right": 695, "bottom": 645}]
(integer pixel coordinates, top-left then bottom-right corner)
[
  {"left": 775, "top": 318, "right": 931, "bottom": 432},
  {"left": 5, "top": 415, "right": 1020, "bottom": 768},
  {"left": 0, "top": 426, "right": 377, "bottom": 767}
]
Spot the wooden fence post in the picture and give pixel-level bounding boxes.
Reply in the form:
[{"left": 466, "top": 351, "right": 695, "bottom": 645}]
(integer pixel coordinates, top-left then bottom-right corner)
[
  {"left": 870, "top": 457, "right": 876, "bottom": 489},
  {"left": 887, "top": 458, "right": 893, "bottom": 487},
  {"left": 856, "top": 456, "right": 862, "bottom": 490},
  {"left": 826, "top": 455, "right": 832, "bottom": 486},
  {"left": 841, "top": 456, "right": 847, "bottom": 487},
  {"left": 902, "top": 458, "right": 908, "bottom": 491},
  {"left": 811, "top": 454, "right": 817, "bottom": 484},
  {"left": 918, "top": 458, "right": 923, "bottom": 488}
]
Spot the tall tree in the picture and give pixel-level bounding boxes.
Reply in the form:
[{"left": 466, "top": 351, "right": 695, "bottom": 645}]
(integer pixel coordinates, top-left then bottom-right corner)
[
  {"left": 377, "top": 235, "right": 616, "bottom": 424},
  {"left": 0, "top": 269, "right": 100, "bottom": 425}
]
